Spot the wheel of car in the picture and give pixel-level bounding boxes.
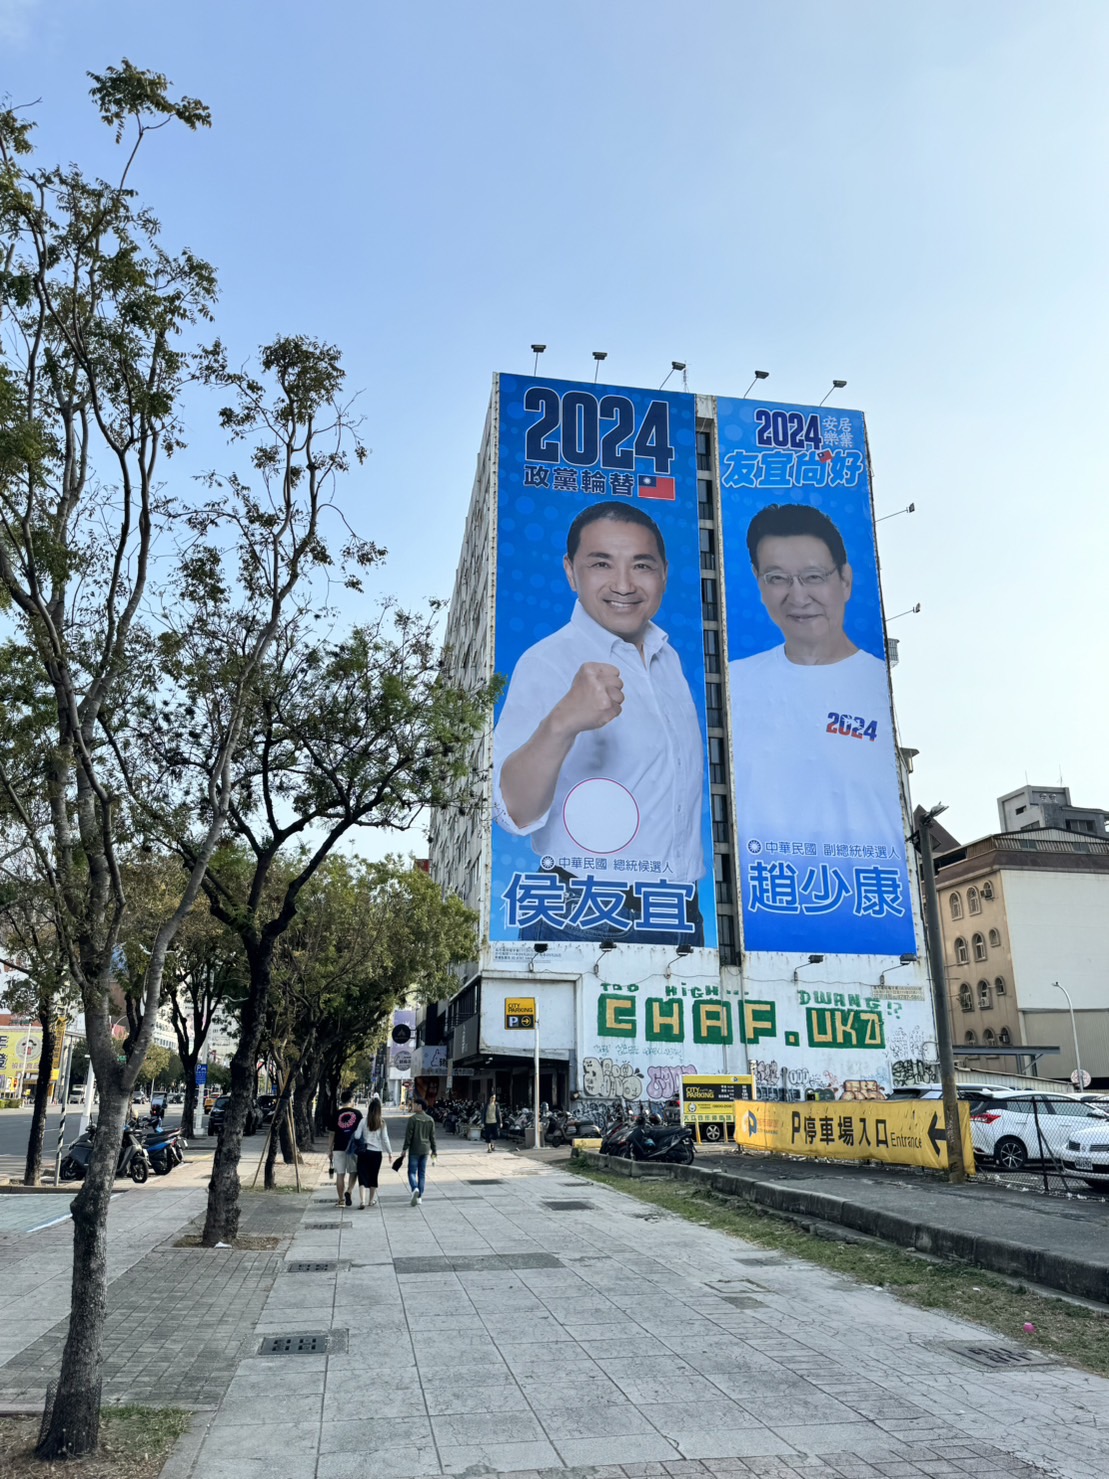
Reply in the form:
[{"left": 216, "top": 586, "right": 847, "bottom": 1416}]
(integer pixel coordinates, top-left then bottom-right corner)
[
  {"left": 701, "top": 1123, "right": 724, "bottom": 1143},
  {"left": 994, "top": 1136, "right": 1028, "bottom": 1171}
]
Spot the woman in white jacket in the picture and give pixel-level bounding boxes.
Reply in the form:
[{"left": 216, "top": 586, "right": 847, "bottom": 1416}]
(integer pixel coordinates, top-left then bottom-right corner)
[{"left": 354, "top": 1099, "right": 391, "bottom": 1208}]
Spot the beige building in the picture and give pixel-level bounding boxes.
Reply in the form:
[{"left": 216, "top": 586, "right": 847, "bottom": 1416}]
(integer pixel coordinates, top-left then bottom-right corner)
[{"left": 933, "top": 827, "right": 1109, "bottom": 1087}]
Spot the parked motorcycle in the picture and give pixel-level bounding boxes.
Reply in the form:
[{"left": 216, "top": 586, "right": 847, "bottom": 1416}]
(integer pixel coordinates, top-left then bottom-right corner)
[
  {"left": 545, "top": 1111, "right": 604, "bottom": 1147},
  {"left": 142, "top": 1125, "right": 186, "bottom": 1175},
  {"left": 60, "top": 1122, "right": 151, "bottom": 1183},
  {"left": 625, "top": 1114, "right": 695, "bottom": 1164}
]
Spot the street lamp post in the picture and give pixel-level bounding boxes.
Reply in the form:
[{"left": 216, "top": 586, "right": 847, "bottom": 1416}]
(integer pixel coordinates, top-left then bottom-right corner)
[
  {"left": 915, "top": 806, "right": 967, "bottom": 1183},
  {"left": 1053, "top": 981, "right": 1085, "bottom": 1090}
]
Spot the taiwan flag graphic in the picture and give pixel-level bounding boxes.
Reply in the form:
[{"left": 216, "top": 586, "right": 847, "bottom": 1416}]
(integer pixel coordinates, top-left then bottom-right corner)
[{"left": 637, "top": 474, "right": 676, "bottom": 501}]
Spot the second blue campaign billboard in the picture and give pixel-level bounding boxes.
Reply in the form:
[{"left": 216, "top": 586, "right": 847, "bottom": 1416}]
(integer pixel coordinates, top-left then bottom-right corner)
[
  {"left": 718, "top": 398, "right": 916, "bottom": 955},
  {"left": 491, "top": 373, "right": 716, "bottom": 948}
]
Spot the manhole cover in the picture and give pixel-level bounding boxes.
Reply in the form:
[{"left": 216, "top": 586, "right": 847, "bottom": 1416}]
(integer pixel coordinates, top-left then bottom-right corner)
[
  {"left": 285, "top": 1260, "right": 345, "bottom": 1274},
  {"left": 542, "top": 1200, "right": 595, "bottom": 1211},
  {"left": 259, "top": 1329, "right": 348, "bottom": 1355},
  {"left": 937, "top": 1342, "right": 1058, "bottom": 1371}
]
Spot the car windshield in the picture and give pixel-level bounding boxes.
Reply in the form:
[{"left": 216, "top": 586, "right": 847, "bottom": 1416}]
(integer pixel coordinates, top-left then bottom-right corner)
[{"left": 214, "top": 1096, "right": 231, "bottom": 1109}]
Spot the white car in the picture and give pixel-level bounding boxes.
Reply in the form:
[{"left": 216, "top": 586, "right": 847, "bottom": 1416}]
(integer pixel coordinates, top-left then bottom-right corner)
[
  {"left": 1061, "top": 1122, "right": 1109, "bottom": 1190},
  {"left": 971, "top": 1091, "right": 1109, "bottom": 1171}
]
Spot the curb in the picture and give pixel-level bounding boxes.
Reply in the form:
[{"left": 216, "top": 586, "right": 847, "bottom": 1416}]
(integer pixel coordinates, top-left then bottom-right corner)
[{"left": 580, "top": 1151, "right": 1109, "bottom": 1304}]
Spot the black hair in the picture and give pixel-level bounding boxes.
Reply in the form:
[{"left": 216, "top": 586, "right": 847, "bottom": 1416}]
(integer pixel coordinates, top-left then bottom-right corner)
[
  {"left": 341, "top": 1086, "right": 356, "bottom": 1103},
  {"left": 746, "top": 504, "right": 847, "bottom": 571},
  {"left": 565, "top": 501, "right": 667, "bottom": 565}
]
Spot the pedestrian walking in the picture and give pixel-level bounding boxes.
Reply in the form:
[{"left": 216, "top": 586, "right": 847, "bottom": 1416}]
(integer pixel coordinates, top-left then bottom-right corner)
[
  {"left": 401, "top": 1098, "right": 437, "bottom": 1206},
  {"left": 328, "top": 1087, "right": 364, "bottom": 1209},
  {"left": 356, "top": 1098, "right": 391, "bottom": 1208},
  {"left": 482, "top": 1092, "right": 502, "bottom": 1152}
]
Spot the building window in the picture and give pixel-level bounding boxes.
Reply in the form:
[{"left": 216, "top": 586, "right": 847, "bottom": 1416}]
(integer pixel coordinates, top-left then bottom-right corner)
[
  {"left": 983, "top": 1028, "right": 996, "bottom": 1048},
  {"left": 703, "top": 627, "right": 720, "bottom": 674},
  {"left": 949, "top": 892, "right": 963, "bottom": 920},
  {"left": 709, "top": 736, "right": 726, "bottom": 785},
  {"left": 999, "top": 1026, "right": 1011, "bottom": 1045},
  {"left": 978, "top": 980, "right": 992, "bottom": 1009},
  {"left": 994, "top": 975, "right": 1006, "bottom": 997},
  {"left": 705, "top": 681, "right": 722, "bottom": 731},
  {"left": 699, "top": 527, "right": 717, "bottom": 571},
  {"left": 965, "top": 1030, "right": 977, "bottom": 1045},
  {"left": 959, "top": 983, "right": 973, "bottom": 1012},
  {"left": 954, "top": 936, "right": 969, "bottom": 965},
  {"left": 714, "top": 851, "right": 734, "bottom": 905},
  {"left": 711, "top": 791, "right": 730, "bottom": 844},
  {"left": 972, "top": 932, "right": 987, "bottom": 962},
  {"left": 696, "top": 431, "right": 712, "bottom": 471},
  {"left": 701, "top": 577, "right": 718, "bottom": 620},
  {"left": 717, "top": 912, "right": 735, "bottom": 950},
  {"left": 988, "top": 928, "right": 1001, "bottom": 947},
  {"left": 981, "top": 881, "right": 994, "bottom": 900},
  {"left": 967, "top": 886, "right": 981, "bottom": 914}
]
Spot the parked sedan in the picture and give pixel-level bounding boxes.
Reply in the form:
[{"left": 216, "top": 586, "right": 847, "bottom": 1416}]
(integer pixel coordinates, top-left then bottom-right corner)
[
  {"left": 971, "top": 1092, "right": 1109, "bottom": 1170},
  {"left": 206, "top": 1095, "right": 260, "bottom": 1136},
  {"left": 1061, "top": 1122, "right": 1109, "bottom": 1190}
]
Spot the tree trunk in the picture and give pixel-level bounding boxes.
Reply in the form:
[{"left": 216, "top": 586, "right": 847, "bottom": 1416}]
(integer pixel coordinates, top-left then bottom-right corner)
[
  {"left": 201, "top": 950, "right": 269, "bottom": 1246},
  {"left": 293, "top": 1076, "right": 314, "bottom": 1151},
  {"left": 180, "top": 1048, "right": 200, "bottom": 1141},
  {"left": 278, "top": 1110, "right": 295, "bottom": 1163},
  {"left": 23, "top": 1013, "right": 57, "bottom": 1186},
  {"left": 35, "top": 1089, "right": 127, "bottom": 1459}
]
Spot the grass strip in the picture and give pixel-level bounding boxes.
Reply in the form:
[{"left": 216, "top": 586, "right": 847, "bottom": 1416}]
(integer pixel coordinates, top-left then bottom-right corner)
[
  {"left": 0, "top": 1405, "right": 191, "bottom": 1478},
  {"left": 572, "top": 1162, "right": 1109, "bottom": 1377}
]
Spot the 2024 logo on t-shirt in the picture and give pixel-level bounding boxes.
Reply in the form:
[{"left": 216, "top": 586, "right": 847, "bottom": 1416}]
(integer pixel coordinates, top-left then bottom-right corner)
[{"left": 826, "top": 711, "right": 879, "bottom": 742}]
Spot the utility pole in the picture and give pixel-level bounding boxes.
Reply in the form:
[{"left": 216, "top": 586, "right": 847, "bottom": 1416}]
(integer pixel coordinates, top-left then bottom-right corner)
[{"left": 916, "top": 806, "right": 967, "bottom": 1183}]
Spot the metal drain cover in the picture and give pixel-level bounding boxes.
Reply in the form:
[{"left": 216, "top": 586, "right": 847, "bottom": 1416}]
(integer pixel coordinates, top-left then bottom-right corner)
[
  {"left": 465, "top": 1179, "right": 503, "bottom": 1186},
  {"left": 937, "top": 1341, "right": 1058, "bottom": 1371},
  {"left": 285, "top": 1260, "right": 345, "bottom": 1274},
  {"left": 542, "top": 1200, "right": 595, "bottom": 1211},
  {"left": 303, "top": 1221, "right": 350, "bottom": 1230},
  {"left": 259, "top": 1329, "right": 348, "bottom": 1355}
]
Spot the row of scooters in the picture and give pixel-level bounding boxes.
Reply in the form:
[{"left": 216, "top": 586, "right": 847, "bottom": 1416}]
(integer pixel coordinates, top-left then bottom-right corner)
[
  {"left": 437, "top": 1097, "right": 695, "bottom": 1163},
  {"left": 59, "top": 1117, "right": 187, "bottom": 1183}
]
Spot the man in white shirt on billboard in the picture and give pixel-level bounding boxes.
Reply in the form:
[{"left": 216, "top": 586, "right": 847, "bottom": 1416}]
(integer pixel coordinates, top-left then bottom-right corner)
[
  {"left": 728, "top": 502, "right": 904, "bottom": 851},
  {"left": 493, "top": 502, "right": 705, "bottom": 943}
]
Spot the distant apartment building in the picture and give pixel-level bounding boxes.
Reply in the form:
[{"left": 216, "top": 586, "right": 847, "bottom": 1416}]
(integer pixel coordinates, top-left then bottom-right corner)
[
  {"left": 997, "top": 783, "right": 1108, "bottom": 838},
  {"left": 933, "top": 799, "right": 1109, "bottom": 1087}
]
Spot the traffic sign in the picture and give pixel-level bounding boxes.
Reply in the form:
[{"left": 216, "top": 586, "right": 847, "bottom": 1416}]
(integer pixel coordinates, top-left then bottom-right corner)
[
  {"left": 504, "top": 997, "right": 536, "bottom": 1030},
  {"left": 195, "top": 1063, "right": 208, "bottom": 1086}
]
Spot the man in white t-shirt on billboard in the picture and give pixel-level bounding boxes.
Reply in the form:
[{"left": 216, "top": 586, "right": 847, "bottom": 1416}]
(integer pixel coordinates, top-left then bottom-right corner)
[
  {"left": 728, "top": 503, "right": 904, "bottom": 853},
  {"left": 493, "top": 501, "right": 705, "bottom": 943}
]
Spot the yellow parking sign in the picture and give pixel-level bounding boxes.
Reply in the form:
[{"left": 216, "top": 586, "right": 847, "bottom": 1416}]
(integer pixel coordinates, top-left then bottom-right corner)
[
  {"left": 734, "top": 1098, "right": 975, "bottom": 1172},
  {"left": 504, "top": 997, "right": 536, "bottom": 1030}
]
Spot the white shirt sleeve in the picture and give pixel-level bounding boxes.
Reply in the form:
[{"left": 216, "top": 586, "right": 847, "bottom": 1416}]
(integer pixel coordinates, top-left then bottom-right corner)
[
  {"left": 381, "top": 1124, "right": 392, "bottom": 1157},
  {"left": 492, "top": 643, "right": 574, "bottom": 835}
]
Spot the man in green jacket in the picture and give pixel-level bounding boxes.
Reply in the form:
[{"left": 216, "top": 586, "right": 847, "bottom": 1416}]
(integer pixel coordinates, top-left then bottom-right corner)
[{"left": 402, "top": 1099, "right": 438, "bottom": 1206}]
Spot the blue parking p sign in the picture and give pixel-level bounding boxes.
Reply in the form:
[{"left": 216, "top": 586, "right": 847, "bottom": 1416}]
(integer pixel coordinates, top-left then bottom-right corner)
[{"left": 195, "top": 1064, "right": 208, "bottom": 1086}]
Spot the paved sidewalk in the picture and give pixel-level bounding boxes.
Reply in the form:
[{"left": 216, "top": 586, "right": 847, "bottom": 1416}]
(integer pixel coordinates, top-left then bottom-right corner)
[{"left": 165, "top": 1133, "right": 1109, "bottom": 1479}]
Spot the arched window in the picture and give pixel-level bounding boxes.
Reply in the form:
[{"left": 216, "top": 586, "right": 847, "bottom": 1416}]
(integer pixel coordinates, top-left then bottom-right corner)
[
  {"left": 981, "top": 881, "right": 994, "bottom": 900},
  {"left": 959, "top": 983, "right": 973, "bottom": 1012},
  {"left": 999, "top": 1026, "right": 1011, "bottom": 1045},
  {"left": 983, "top": 1028, "right": 996, "bottom": 1048},
  {"left": 978, "top": 980, "right": 992, "bottom": 1009},
  {"left": 972, "top": 932, "right": 987, "bottom": 961},
  {"left": 965, "top": 1030, "right": 977, "bottom": 1044},
  {"left": 954, "top": 936, "right": 969, "bottom": 965},
  {"left": 967, "top": 886, "right": 981, "bottom": 914},
  {"left": 994, "top": 975, "right": 1006, "bottom": 997},
  {"left": 949, "top": 891, "right": 963, "bottom": 920},
  {"left": 988, "top": 928, "right": 1001, "bottom": 948}
]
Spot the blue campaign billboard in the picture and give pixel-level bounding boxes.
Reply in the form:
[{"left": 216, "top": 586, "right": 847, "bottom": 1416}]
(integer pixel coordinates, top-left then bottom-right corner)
[
  {"left": 491, "top": 373, "right": 716, "bottom": 948},
  {"left": 718, "top": 398, "right": 916, "bottom": 955}
]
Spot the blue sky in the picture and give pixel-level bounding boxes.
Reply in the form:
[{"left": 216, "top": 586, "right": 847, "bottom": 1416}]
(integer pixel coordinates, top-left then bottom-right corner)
[{"left": 5, "top": 1, "right": 1108, "bottom": 849}]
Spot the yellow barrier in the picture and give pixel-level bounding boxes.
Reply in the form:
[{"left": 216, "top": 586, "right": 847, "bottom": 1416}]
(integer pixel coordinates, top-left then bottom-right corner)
[
  {"left": 734, "top": 1098, "right": 975, "bottom": 1173},
  {"left": 571, "top": 1138, "right": 602, "bottom": 1152}
]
